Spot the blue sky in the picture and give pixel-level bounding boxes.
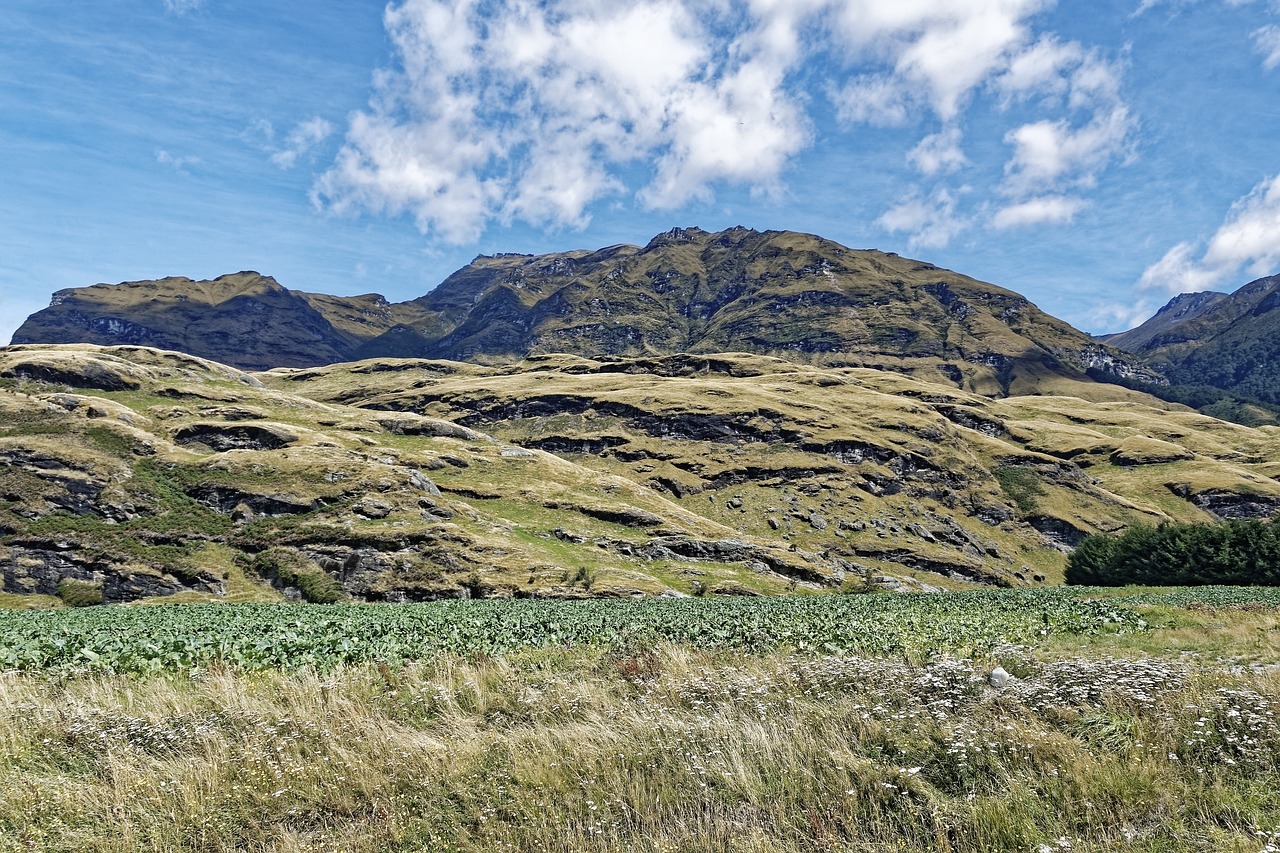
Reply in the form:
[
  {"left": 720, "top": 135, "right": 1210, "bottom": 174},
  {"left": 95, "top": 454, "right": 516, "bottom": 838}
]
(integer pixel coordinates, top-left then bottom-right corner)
[{"left": 3, "top": 0, "right": 1280, "bottom": 346}]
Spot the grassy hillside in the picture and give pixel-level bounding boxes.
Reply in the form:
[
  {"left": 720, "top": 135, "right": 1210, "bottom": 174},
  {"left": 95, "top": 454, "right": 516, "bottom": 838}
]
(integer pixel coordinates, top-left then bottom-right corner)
[{"left": 2, "top": 343, "right": 1278, "bottom": 605}]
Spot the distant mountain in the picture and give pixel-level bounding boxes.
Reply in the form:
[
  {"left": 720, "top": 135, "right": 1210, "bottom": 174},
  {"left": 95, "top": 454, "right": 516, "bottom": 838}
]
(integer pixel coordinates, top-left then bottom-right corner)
[
  {"left": 13, "top": 227, "right": 1153, "bottom": 393},
  {"left": 1103, "top": 274, "right": 1280, "bottom": 406}
]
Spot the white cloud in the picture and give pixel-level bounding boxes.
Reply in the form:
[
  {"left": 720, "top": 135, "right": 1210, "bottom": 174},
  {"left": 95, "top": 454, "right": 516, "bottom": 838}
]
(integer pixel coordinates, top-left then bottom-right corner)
[
  {"left": 316, "top": 0, "right": 1132, "bottom": 244},
  {"left": 827, "top": 0, "right": 1051, "bottom": 122},
  {"left": 1082, "top": 297, "right": 1162, "bottom": 334},
  {"left": 155, "top": 148, "right": 201, "bottom": 172},
  {"left": 1138, "top": 173, "right": 1280, "bottom": 294},
  {"left": 992, "top": 194, "right": 1087, "bottom": 228},
  {"left": 908, "top": 126, "right": 967, "bottom": 175},
  {"left": 995, "top": 36, "right": 1083, "bottom": 100},
  {"left": 1001, "top": 105, "right": 1132, "bottom": 194},
  {"left": 830, "top": 75, "right": 913, "bottom": 127},
  {"left": 317, "top": 0, "right": 812, "bottom": 242},
  {"left": 996, "top": 43, "right": 1133, "bottom": 210},
  {"left": 1254, "top": 24, "right": 1280, "bottom": 69},
  {"left": 270, "top": 118, "right": 334, "bottom": 170},
  {"left": 162, "top": 0, "right": 204, "bottom": 13},
  {"left": 876, "top": 188, "right": 966, "bottom": 249}
]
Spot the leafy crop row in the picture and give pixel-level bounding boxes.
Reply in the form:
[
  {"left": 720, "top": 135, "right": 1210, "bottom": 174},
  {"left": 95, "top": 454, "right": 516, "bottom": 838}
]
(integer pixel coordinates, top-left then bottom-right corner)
[{"left": 0, "top": 590, "right": 1168, "bottom": 674}]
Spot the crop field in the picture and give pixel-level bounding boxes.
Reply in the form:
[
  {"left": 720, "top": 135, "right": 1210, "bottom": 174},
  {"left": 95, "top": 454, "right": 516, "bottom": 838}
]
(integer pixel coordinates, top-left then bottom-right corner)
[
  {"left": 1, "top": 588, "right": 1279, "bottom": 853},
  {"left": 0, "top": 590, "right": 1157, "bottom": 674}
]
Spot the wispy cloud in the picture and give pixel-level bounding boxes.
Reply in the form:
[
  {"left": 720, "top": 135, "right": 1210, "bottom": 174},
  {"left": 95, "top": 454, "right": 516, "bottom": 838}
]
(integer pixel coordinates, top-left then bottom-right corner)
[
  {"left": 155, "top": 148, "right": 201, "bottom": 173},
  {"left": 1138, "top": 173, "right": 1280, "bottom": 294},
  {"left": 162, "top": 0, "right": 204, "bottom": 14},
  {"left": 1254, "top": 24, "right": 1280, "bottom": 68},
  {"left": 270, "top": 118, "right": 334, "bottom": 169},
  {"left": 877, "top": 188, "right": 967, "bottom": 250}
]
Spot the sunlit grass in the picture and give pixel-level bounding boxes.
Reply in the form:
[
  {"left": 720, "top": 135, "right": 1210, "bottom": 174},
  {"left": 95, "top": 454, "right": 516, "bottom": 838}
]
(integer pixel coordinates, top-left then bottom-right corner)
[{"left": 1, "top": 597, "right": 1278, "bottom": 852}]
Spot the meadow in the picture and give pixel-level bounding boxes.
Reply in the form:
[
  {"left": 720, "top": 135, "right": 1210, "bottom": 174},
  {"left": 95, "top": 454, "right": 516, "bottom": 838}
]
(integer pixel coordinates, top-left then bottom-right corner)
[{"left": 1, "top": 588, "right": 1278, "bottom": 852}]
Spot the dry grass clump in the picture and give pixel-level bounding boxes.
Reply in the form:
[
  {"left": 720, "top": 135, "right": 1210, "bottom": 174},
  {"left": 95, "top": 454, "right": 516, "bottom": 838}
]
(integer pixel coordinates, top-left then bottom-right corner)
[{"left": 2, "top": 640, "right": 1278, "bottom": 852}]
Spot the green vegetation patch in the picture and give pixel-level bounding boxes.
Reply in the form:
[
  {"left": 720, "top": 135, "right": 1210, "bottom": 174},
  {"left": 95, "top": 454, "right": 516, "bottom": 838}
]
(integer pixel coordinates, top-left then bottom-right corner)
[
  {"left": 994, "top": 465, "right": 1046, "bottom": 514},
  {"left": 1067, "top": 520, "right": 1280, "bottom": 586},
  {"left": 54, "top": 579, "right": 103, "bottom": 608},
  {"left": 0, "top": 590, "right": 1152, "bottom": 674}
]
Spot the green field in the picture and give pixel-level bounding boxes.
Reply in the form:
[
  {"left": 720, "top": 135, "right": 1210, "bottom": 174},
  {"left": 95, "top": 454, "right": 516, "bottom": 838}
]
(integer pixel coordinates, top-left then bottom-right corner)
[
  {"left": 1, "top": 589, "right": 1278, "bottom": 852},
  {"left": 0, "top": 590, "right": 1156, "bottom": 673}
]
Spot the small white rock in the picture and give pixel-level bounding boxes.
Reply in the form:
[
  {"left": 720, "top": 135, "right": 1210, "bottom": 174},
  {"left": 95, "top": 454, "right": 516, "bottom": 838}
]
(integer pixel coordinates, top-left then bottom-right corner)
[{"left": 988, "top": 666, "right": 1011, "bottom": 688}]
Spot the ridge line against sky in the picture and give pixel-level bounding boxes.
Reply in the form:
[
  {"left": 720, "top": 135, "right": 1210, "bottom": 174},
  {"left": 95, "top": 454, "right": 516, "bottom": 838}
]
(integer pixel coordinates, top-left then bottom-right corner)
[{"left": 2, "top": 0, "right": 1280, "bottom": 346}]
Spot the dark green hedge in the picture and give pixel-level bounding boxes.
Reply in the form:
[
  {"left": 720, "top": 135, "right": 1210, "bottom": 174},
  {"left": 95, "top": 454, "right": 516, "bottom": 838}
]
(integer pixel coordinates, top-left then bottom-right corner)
[{"left": 1066, "top": 520, "right": 1280, "bottom": 586}]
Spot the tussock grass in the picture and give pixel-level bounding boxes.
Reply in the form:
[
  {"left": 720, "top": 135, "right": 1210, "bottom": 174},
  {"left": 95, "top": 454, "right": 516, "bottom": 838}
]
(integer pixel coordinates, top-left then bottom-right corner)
[{"left": 2, "top": 627, "right": 1278, "bottom": 852}]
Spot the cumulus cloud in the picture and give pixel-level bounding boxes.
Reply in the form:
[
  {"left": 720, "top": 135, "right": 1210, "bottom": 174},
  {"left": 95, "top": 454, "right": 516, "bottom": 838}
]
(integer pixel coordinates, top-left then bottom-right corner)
[
  {"left": 316, "top": 0, "right": 812, "bottom": 242},
  {"left": 270, "top": 118, "right": 334, "bottom": 170},
  {"left": 1001, "top": 106, "right": 1132, "bottom": 194},
  {"left": 877, "top": 188, "right": 966, "bottom": 249},
  {"left": 992, "top": 40, "right": 1132, "bottom": 227},
  {"left": 908, "top": 126, "right": 968, "bottom": 175},
  {"left": 992, "top": 194, "right": 1087, "bottom": 228},
  {"left": 1138, "top": 173, "right": 1280, "bottom": 294},
  {"left": 827, "top": 0, "right": 1051, "bottom": 123},
  {"left": 315, "top": 0, "right": 1131, "bottom": 246},
  {"left": 995, "top": 35, "right": 1083, "bottom": 99}
]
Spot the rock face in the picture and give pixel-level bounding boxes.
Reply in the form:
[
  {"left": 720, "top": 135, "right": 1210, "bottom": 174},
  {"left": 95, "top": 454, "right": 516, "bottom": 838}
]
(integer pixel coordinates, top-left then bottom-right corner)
[{"left": 14, "top": 229, "right": 1153, "bottom": 394}]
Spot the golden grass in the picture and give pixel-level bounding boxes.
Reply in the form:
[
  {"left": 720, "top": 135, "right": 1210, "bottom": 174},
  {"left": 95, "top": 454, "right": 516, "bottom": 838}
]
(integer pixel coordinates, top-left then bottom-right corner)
[{"left": 2, "top": 613, "right": 1279, "bottom": 852}]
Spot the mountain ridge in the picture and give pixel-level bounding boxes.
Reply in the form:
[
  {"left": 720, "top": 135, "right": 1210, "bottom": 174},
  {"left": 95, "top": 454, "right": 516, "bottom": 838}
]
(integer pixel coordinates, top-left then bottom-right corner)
[
  {"left": 1103, "top": 274, "right": 1280, "bottom": 407},
  {"left": 13, "top": 227, "right": 1154, "bottom": 394}
]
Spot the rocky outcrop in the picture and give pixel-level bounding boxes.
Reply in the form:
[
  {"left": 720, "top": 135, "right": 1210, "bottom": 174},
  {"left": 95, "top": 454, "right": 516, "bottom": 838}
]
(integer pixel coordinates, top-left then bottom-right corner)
[
  {"left": 173, "top": 423, "right": 299, "bottom": 452},
  {"left": 1, "top": 542, "right": 221, "bottom": 602}
]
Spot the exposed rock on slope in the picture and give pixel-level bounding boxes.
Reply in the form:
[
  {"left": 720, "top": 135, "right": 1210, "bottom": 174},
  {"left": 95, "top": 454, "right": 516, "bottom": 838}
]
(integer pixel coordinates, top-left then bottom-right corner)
[
  {"left": 3, "top": 344, "right": 1275, "bottom": 605},
  {"left": 15, "top": 228, "right": 1153, "bottom": 395}
]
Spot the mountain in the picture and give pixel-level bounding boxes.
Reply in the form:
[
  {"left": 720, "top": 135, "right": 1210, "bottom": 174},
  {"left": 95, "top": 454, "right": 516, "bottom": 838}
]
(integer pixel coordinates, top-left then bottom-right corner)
[
  {"left": 1103, "top": 274, "right": 1280, "bottom": 407},
  {"left": 10, "top": 271, "right": 434, "bottom": 372},
  {"left": 13, "top": 227, "right": 1154, "bottom": 394},
  {"left": 4, "top": 343, "right": 1279, "bottom": 605}
]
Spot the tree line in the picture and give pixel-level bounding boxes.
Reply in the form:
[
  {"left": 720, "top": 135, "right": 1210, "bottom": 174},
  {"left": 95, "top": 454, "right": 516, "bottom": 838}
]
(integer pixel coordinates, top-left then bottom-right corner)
[{"left": 1066, "top": 519, "right": 1280, "bottom": 586}]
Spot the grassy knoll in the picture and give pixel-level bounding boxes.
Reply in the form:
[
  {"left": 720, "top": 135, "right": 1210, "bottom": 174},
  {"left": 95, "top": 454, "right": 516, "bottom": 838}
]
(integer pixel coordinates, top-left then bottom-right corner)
[{"left": 0, "top": 589, "right": 1278, "bottom": 852}]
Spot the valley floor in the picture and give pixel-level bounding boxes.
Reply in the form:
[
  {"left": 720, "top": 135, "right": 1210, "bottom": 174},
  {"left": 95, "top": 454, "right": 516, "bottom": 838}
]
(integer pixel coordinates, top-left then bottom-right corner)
[{"left": 0, "top": 589, "right": 1278, "bottom": 852}]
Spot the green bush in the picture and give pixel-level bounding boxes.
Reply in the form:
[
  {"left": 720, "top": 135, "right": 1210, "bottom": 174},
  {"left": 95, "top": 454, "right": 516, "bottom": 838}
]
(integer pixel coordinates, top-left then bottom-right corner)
[
  {"left": 247, "top": 548, "right": 344, "bottom": 604},
  {"left": 56, "top": 579, "right": 105, "bottom": 607},
  {"left": 994, "top": 466, "right": 1046, "bottom": 514},
  {"left": 1066, "top": 520, "right": 1280, "bottom": 586}
]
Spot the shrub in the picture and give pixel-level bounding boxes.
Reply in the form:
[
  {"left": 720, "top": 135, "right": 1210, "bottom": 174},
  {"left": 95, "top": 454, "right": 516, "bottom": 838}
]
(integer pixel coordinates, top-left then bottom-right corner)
[
  {"left": 246, "top": 548, "right": 344, "bottom": 604},
  {"left": 56, "top": 579, "right": 105, "bottom": 607},
  {"left": 995, "top": 466, "right": 1046, "bottom": 514},
  {"left": 1066, "top": 520, "right": 1280, "bottom": 586}
]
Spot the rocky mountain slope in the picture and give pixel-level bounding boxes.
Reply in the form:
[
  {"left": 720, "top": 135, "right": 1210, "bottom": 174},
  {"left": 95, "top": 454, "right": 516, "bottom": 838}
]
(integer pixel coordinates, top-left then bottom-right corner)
[
  {"left": 14, "top": 227, "right": 1153, "bottom": 395},
  {"left": 4, "top": 343, "right": 1278, "bottom": 606},
  {"left": 1103, "top": 274, "right": 1280, "bottom": 406}
]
